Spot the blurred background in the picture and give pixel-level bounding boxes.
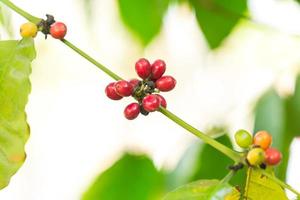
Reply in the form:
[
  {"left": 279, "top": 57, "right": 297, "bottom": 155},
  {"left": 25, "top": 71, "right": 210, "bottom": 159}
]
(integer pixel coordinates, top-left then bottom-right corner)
[{"left": 0, "top": 0, "right": 300, "bottom": 199}]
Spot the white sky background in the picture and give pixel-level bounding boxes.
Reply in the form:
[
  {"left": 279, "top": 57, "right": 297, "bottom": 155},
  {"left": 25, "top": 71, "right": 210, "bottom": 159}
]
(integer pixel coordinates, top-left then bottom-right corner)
[{"left": 0, "top": 0, "right": 300, "bottom": 199}]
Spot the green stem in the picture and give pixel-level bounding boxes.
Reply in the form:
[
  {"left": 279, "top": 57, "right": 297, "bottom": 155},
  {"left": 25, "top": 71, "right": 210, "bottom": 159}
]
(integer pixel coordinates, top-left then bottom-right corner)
[
  {"left": 61, "top": 39, "right": 123, "bottom": 81},
  {"left": 259, "top": 169, "right": 300, "bottom": 197},
  {"left": 221, "top": 170, "right": 235, "bottom": 184},
  {"left": 0, "top": 0, "right": 41, "bottom": 24},
  {"left": 159, "top": 107, "right": 243, "bottom": 163},
  {"left": 2, "top": 0, "right": 300, "bottom": 197}
]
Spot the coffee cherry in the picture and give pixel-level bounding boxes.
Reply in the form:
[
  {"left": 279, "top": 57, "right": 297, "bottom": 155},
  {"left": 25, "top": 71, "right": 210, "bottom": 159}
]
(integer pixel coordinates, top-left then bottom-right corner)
[
  {"left": 135, "top": 58, "right": 151, "bottom": 79},
  {"left": 20, "top": 22, "right": 38, "bottom": 38},
  {"left": 247, "top": 148, "right": 265, "bottom": 166},
  {"left": 129, "top": 79, "right": 140, "bottom": 89},
  {"left": 155, "top": 94, "right": 167, "bottom": 108},
  {"left": 234, "top": 129, "right": 252, "bottom": 148},
  {"left": 253, "top": 131, "right": 272, "bottom": 150},
  {"left": 155, "top": 76, "right": 176, "bottom": 92},
  {"left": 105, "top": 82, "right": 122, "bottom": 100},
  {"left": 142, "top": 94, "right": 160, "bottom": 112},
  {"left": 124, "top": 103, "right": 140, "bottom": 120},
  {"left": 50, "top": 22, "right": 67, "bottom": 39},
  {"left": 151, "top": 59, "right": 166, "bottom": 80},
  {"left": 114, "top": 80, "right": 134, "bottom": 97},
  {"left": 265, "top": 148, "right": 282, "bottom": 166},
  {"left": 140, "top": 105, "right": 149, "bottom": 116}
]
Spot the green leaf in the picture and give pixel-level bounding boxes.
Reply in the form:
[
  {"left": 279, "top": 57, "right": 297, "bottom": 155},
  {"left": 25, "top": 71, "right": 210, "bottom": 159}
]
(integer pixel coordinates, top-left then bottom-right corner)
[
  {"left": 168, "top": 133, "right": 245, "bottom": 190},
  {"left": 164, "top": 179, "right": 238, "bottom": 200},
  {"left": 188, "top": 0, "right": 247, "bottom": 49},
  {"left": 118, "top": 0, "right": 169, "bottom": 45},
  {"left": 254, "top": 90, "right": 286, "bottom": 150},
  {"left": 286, "top": 76, "right": 300, "bottom": 136},
  {"left": 244, "top": 168, "right": 288, "bottom": 200},
  {"left": 82, "top": 153, "right": 166, "bottom": 200},
  {"left": 0, "top": 38, "right": 36, "bottom": 189}
]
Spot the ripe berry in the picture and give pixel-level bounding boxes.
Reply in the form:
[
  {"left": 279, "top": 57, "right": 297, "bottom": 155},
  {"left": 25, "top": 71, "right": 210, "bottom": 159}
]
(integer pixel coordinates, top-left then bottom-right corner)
[
  {"left": 142, "top": 94, "right": 160, "bottom": 112},
  {"left": 234, "top": 129, "right": 252, "bottom": 148},
  {"left": 135, "top": 58, "right": 152, "bottom": 79},
  {"left": 129, "top": 79, "right": 140, "bottom": 89},
  {"left": 155, "top": 76, "right": 176, "bottom": 92},
  {"left": 114, "top": 80, "right": 134, "bottom": 97},
  {"left": 247, "top": 148, "right": 265, "bottom": 166},
  {"left": 151, "top": 59, "right": 166, "bottom": 80},
  {"left": 265, "top": 148, "right": 282, "bottom": 166},
  {"left": 155, "top": 94, "right": 167, "bottom": 108},
  {"left": 20, "top": 22, "right": 38, "bottom": 38},
  {"left": 50, "top": 22, "right": 67, "bottom": 39},
  {"left": 105, "top": 82, "right": 122, "bottom": 100},
  {"left": 140, "top": 105, "right": 149, "bottom": 116},
  {"left": 253, "top": 131, "right": 272, "bottom": 150},
  {"left": 124, "top": 103, "right": 140, "bottom": 120}
]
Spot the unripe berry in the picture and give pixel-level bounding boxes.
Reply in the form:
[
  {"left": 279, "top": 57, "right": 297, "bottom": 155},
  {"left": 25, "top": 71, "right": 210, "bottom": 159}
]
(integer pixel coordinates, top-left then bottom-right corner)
[
  {"left": 105, "top": 82, "right": 122, "bottom": 100},
  {"left": 151, "top": 59, "right": 166, "bottom": 80},
  {"left": 129, "top": 78, "right": 140, "bottom": 89},
  {"left": 155, "top": 94, "right": 167, "bottom": 108},
  {"left": 50, "top": 22, "right": 67, "bottom": 39},
  {"left": 114, "top": 80, "right": 134, "bottom": 97},
  {"left": 265, "top": 148, "right": 282, "bottom": 166},
  {"left": 20, "top": 22, "right": 38, "bottom": 38},
  {"left": 135, "top": 58, "right": 151, "bottom": 79},
  {"left": 253, "top": 131, "right": 272, "bottom": 150},
  {"left": 124, "top": 103, "right": 140, "bottom": 120},
  {"left": 247, "top": 148, "right": 265, "bottom": 166},
  {"left": 234, "top": 129, "right": 252, "bottom": 148},
  {"left": 142, "top": 94, "right": 160, "bottom": 112},
  {"left": 155, "top": 76, "right": 176, "bottom": 92}
]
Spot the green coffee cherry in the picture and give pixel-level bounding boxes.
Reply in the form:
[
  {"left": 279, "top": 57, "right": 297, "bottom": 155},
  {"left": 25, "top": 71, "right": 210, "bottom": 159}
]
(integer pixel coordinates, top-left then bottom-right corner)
[
  {"left": 234, "top": 129, "right": 252, "bottom": 148},
  {"left": 247, "top": 148, "right": 265, "bottom": 166}
]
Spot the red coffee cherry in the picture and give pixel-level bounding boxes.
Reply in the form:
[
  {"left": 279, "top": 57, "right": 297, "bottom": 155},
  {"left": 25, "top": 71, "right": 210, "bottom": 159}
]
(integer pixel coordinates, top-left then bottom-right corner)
[
  {"left": 155, "top": 94, "right": 167, "bottom": 108},
  {"left": 105, "top": 82, "right": 122, "bottom": 100},
  {"left": 265, "top": 148, "right": 282, "bottom": 166},
  {"left": 151, "top": 59, "right": 166, "bottom": 80},
  {"left": 142, "top": 94, "right": 160, "bottom": 112},
  {"left": 124, "top": 103, "right": 140, "bottom": 120},
  {"left": 155, "top": 76, "right": 176, "bottom": 92},
  {"left": 114, "top": 80, "right": 134, "bottom": 97},
  {"left": 50, "top": 22, "right": 67, "bottom": 39},
  {"left": 135, "top": 58, "right": 152, "bottom": 79},
  {"left": 129, "top": 78, "right": 140, "bottom": 89}
]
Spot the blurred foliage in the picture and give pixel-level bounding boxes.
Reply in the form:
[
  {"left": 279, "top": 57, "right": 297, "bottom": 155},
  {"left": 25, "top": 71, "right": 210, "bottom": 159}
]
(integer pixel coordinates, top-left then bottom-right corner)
[
  {"left": 0, "top": 38, "right": 35, "bottom": 189},
  {"left": 79, "top": 0, "right": 93, "bottom": 25},
  {"left": 0, "top": 5, "right": 13, "bottom": 37},
  {"left": 83, "top": 132, "right": 248, "bottom": 199},
  {"left": 188, "top": 0, "right": 247, "bottom": 49},
  {"left": 83, "top": 0, "right": 92, "bottom": 18},
  {"left": 163, "top": 179, "right": 238, "bottom": 200},
  {"left": 80, "top": 0, "right": 247, "bottom": 49},
  {"left": 244, "top": 168, "right": 288, "bottom": 200},
  {"left": 254, "top": 76, "right": 300, "bottom": 181},
  {"left": 82, "top": 153, "right": 166, "bottom": 200},
  {"left": 167, "top": 133, "right": 245, "bottom": 190},
  {"left": 118, "top": 0, "right": 169, "bottom": 45}
]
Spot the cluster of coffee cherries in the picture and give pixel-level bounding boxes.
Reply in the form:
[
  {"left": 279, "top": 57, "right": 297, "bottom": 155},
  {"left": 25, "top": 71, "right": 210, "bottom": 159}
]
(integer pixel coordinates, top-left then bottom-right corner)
[
  {"left": 234, "top": 130, "right": 282, "bottom": 167},
  {"left": 105, "top": 58, "right": 176, "bottom": 120},
  {"left": 20, "top": 14, "right": 67, "bottom": 39}
]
